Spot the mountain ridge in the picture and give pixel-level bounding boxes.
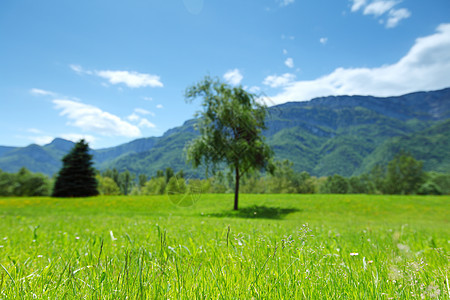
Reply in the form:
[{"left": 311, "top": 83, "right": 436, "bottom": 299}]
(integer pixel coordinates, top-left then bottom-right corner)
[{"left": 1, "top": 87, "right": 449, "bottom": 177}]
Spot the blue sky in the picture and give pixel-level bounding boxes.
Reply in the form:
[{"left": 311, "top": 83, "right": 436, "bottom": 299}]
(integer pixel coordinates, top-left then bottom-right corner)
[{"left": 1, "top": 0, "right": 449, "bottom": 149}]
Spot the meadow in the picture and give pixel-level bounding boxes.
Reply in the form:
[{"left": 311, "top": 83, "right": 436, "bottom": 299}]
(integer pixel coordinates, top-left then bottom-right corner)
[{"left": 0, "top": 194, "right": 448, "bottom": 299}]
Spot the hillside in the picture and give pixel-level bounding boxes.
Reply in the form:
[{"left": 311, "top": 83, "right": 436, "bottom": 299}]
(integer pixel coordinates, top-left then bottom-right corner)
[{"left": 0, "top": 88, "right": 449, "bottom": 177}]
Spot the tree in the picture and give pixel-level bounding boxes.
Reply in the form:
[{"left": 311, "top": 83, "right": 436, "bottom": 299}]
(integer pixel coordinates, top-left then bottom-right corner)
[
  {"left": 384, "top": 152, "right": 425, "bottom": 195},
  {"left": 52, "top": 139, "right": 98, "bottom": 197},
  {"left": 185, "top": 76, "right": 274, "bottom": 210},
  {"left": 320, "top": 174, "right": 349, "bottom": 194},
  {"left": 118, "top": 170, "right": 134, "bottom": 195},
  {"left": 267, "top": 160, "right": 298, "bottom": 194},
  {"left": 97, "top": 175, "right": 121, "bottom": 195}
]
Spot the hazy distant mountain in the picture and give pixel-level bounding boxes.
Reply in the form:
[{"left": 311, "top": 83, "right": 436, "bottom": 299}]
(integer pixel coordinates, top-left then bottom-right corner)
[{"left": 1, "top": 88, "right": 449, "bottom": 177}]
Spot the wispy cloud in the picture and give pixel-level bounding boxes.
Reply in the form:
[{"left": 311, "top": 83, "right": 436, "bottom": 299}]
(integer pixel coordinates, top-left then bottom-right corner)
[
  {"left": 223, "top": 69, "right": 243, "bottom": 85},
  {"left": 263, "top": 73, "right": 296, "bottom": 88},
  {"left": 70, "top": 64, "right": 92, "bottom": 75},
  {"left": 248, "top": 86, "right": 261, "bottom": 93},
  {"left": 70, "top": 65, "right": 163, "bottom": 88},
  {"left": 138, "top": 118, "right": 156, "bottom": 129},
  {"left": 363, "top": 0, "right": 396, "bottom": 17},
  {"left": 350, "top": 0, "right": 411, "bottom": 28},
  {"left": 53, "top": 99, "right": 141, "bottom": 137},
  {"left": 156, "top": 104, "right": 163, "bottom": 109},
  {"left": 320, "top": 37, "right": 328, "bottom": 45},
  {"left": 284, "top": 58, "right": 294, "bottom": 68},
  {"left": 278, "top": 0, "right": 294, "bottom": 7},
  {"left": 96, "top": 70, "right": 163, "bottom": 88},
  {"left": 27, "top": 128, "right": 43, "bottom": 134},
  {"left": 134, "top": 108, "right": 154, "bottom": 116},
  {"left": 30, "top": 88, "right": 56, "bottom": 97},
  {"left": 265, "top": 24, "right": 450, "bottom": 104},
  {"left": 127, "top": 113, "right": 140, "bottom": 122},
  {"left": 126, "top": 108, "right": 157, "bottom": 129},
  {"left": 29, "top": 135, "right": 54, "bottom": 145},
  {"left": 351, "top": 0, "right": 366, "bottom": 12},
  {"left": 61, "top": 133, "right": 96, "bottom": 144},
  {"left": 386, "top": 8, "right": 411, "bottom": 28}
]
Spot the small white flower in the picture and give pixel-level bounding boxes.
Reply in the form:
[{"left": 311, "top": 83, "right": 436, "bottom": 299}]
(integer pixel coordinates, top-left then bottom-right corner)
[{"left": 350, "top": 252, "right": 359, "bottom": 256}]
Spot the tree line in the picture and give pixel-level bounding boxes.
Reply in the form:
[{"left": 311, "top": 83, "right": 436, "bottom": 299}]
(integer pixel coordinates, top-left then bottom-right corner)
[{"left": 2, "top": 152, "right": 448, "bottom": 197}]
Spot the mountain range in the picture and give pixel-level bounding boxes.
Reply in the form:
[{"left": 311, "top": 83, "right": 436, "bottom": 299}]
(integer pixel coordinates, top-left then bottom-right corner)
[{"left": 1, "top": 88, "right": 449, "bottom": 178}]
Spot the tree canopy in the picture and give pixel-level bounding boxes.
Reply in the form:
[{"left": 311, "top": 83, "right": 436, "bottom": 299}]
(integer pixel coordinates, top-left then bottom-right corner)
[
  {"left": 52, "top": 139, "right": 98, "bottom": 197},
  {"left": 185, "top": 76, "right": 274, "bottom": 210}
]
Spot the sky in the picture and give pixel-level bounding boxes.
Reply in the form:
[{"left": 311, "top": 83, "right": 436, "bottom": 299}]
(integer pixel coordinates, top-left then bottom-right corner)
[{"left": 1, "top": 0, "right": 449, "bottom": 149}]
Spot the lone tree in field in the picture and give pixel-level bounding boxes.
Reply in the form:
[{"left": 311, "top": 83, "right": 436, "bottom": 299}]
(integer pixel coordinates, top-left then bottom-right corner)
[
  {"left": 52, "top": 139, "right": 98, "bottom": 197},
  {"left": 185, "top": 76, "right": 274, "bottom": 210}
]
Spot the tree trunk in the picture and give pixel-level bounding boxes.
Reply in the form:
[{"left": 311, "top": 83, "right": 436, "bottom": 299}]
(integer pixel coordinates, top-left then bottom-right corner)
[{"left": 234, "top": 166, "right": 240, "bottom": 210}]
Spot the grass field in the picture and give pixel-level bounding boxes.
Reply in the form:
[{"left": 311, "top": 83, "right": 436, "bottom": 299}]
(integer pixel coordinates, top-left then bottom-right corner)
[{"left": 0, "top": 194, "right": 448, "bottom": 299}]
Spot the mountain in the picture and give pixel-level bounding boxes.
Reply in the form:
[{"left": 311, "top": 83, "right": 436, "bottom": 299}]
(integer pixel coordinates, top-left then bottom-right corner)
[{"left": 1, "top": 88, "right": 449, "bottom": 177}]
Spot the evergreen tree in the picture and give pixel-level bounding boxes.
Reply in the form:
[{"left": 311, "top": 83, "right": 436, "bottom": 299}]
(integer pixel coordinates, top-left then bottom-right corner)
[{"left": 52, "top": 139, "right": 98, "bottom": 197}]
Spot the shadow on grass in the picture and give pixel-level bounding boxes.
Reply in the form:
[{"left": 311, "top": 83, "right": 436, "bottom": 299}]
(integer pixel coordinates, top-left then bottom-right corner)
[{"left": 210, "top": 205, "right": 301, "bottom": 220}]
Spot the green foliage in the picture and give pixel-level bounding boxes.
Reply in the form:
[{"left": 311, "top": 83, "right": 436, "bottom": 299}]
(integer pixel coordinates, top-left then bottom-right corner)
[
  {"left": 425, "top": 172, "right": 450, "bottom": 194},
  {"left": 52, "top": 140, "right": 98, "bottom": 197},
  {"left": 266, "top": 160, "right": 299, "bottom": 193},
  {"left": 319, "top": 174, "right": 349, "bottom": 194},
  {"left": 118, "top": 170, "right": 134, "bottom": 195},
  {"left": 348, "top": 174, "right": 376, "bottom": 194},
  {"left": 166, "top": 176, "right": 187, "bottom": 195},
  {"left": 0, "top": 167, "right": 51, "bottom": 196},
  {"left": 185, "top": 76, "right": 274, "bottom": 210},
  {"left": 97, "top": 176, "right": 121, "bottom": 195},
  {"left": 142, "top": 177, "right": 166, "bottom": 195},
  {"left": 384, "top": 152, "right": 425, "bottom": 195},
  {"left": 138, "top": 174, "right": 147, "bottom": 188},
  {"left": 417, "top": 181, "right": 442, "bottom": 195}
]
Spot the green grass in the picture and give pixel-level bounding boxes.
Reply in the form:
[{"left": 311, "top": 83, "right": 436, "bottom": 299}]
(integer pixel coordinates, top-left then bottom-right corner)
[{"left": 0, "top": 194, "right": 448, "bottom": 299}]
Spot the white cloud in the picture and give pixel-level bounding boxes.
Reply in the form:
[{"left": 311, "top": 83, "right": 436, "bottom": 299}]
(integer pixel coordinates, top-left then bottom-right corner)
[
  {"left": 138, "top": 118, "right": 156, "bottom": 129},
  {"left": 278, "top": 0, "right": 294, "bottom": 7},
  {"left": 386, "top": 8, "right": 411, "bottom": 28},
  {"left": 127, "top": 113, "right": 140, "bottom": 122},
  {"left": 156, "top": 104, "right": 163, "bottom": 109},
  {"left": 96, "top": 70, "right": 163, "bottom": 88},
  {"left": 53, "top": 99, "right": 141, "bottom": 137},
  {"left": 70, "top": 64, "right": 93, "bottom": 75},
  {"left": 142, "top": 96, "right": 153, "bottom": 101},
  {"left": 61, "top": 134, "right": 96, "bottom": 144},
  {"left": 134, "top": 108, "right": 154, "bottom": 116},
  {"left": 70, "top": 65, "right": 163, "bottom": 88},
  {"left": 248, "top": 86, "right": 261, "bottom": 93},
  {"left": 363, "top": 0, "right": 397, "bottom": 17},
  {"left": 70, "top": 64, "right": 84, "bottom": 74},
  {"left": 320, "top": 37, "right": 328, "bottom": 45},
  {"left": 350, "top": 0, "right": 411, "bottom": 28},
  {"left": 30, "top": 135, "right": 54, "bottom": 145},
  {"left": 284, "top": 58, "right": 294, "bottom": 68},
  {"left": 30, "top": 88, "right": 56, "bottom": 96},
  {"left": 351, "top": 0, "right": 366, "bottom": 12},
  {"left": 266, "top": 24, "right": 450, "bottom": 104},
  {"left": 27, "top": 128, "right": 43, "bottom": 134},
  {"left": 263, "top": 73, "right": 296, "bottom": 88},
  {"left": 283, "top": 49, "right": 288, "bottom": 55},
  {"left": 223, "top": 69, "right": 243, "bottom": 85}
]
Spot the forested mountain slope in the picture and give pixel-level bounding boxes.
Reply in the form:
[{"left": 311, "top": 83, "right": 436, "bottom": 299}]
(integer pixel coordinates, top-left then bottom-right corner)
[{"left": 1, "top": 88, "right": 449, "bottom": 177}]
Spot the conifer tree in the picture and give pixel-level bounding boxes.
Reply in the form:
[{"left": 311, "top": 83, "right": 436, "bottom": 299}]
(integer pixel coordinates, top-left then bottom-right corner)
[{"left": 52, "top": 139, "right": 98, "bottom": 197}]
